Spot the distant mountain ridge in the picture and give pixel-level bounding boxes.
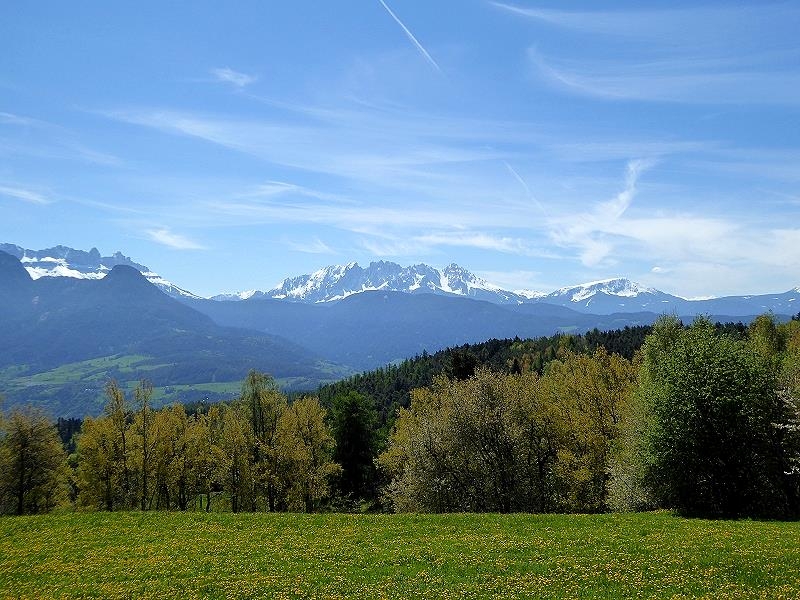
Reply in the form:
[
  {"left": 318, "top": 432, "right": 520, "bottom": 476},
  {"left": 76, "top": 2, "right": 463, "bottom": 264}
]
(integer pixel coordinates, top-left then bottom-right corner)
[
  {"left": 216, "top": 261, "right": 799, "bottom": 317},
  {"left": 213, "top": 260, "right": 525, "bottom": 304},
  {"left": 0, "top": 243, "right": 200, "bottom": 300},
  {"left": 0, "top": 250, "right": 347, "bottom": 416},
  {"left": 0, "top": 247, "right": 796, "bottom": 416},
  {"left": 2, "top": 244, "right": 798, "bottom": 317}
]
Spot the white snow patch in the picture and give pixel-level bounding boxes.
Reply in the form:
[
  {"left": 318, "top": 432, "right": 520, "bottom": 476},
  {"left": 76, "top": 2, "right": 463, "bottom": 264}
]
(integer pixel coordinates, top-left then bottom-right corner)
[
  {"left": 25, "top": 265, "right": 105, "bottom": 280},
  {"left": 438, "top": 271, "right": 463, "bottom": 295},
  {"left": 324, "top": 283, "right": 388, "bottom": 302},
  {"left": 515, "top": 289, "right": 546, "bottom": 299}
]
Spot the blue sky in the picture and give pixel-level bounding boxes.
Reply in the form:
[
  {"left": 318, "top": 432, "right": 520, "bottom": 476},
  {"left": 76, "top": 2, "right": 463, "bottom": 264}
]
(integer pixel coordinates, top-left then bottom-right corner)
[{"left": 1, "top": 1, "right": 798, "bottom": 298}]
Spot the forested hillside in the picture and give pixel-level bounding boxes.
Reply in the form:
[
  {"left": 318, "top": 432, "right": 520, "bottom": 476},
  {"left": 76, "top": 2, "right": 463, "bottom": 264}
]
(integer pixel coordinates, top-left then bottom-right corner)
[
  {"left": 2, "top": 316, "right": 797, "bottom": 519},
  {"left": 377, "top": 314, "right": 800, "bottom": 518},
  {"left": 318, "top": 325, "right": 653, "bottom": 428},
  {"left": 0, "top": 252, "right": 349, "bottom": 415}
]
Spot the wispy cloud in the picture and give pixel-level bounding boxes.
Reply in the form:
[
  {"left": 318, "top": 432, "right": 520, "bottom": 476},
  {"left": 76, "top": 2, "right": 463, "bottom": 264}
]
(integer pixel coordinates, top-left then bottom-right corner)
[
  {"left": 604, "top": 158, "right": 655, "bottom": 219},
  {"left": 529, "top": 49, "right": 800, "bottom": 105},
  {"left": 100, "top": 106, "right": 531, "bottom": 198},
  {"left": 210, "top": 67, "right": 257, "bottom": 88},
  {"left": 145, "top": 227, "right": 205, "bottom": 250},
  {"left": 536, "top": 156, "right": 800, "bottom": 296},
  {"left": 0, "top": 111, "right": 124, "bottom": 167},
  {"left": 549, "top": 159, "right": 654, "bottom": 266},
  {"left": 414, "top": 231, "right": 540, "bottom": 256},
  {"left": 377, "top": 0, "right": 441, "bottom": 72},
  {"left": 474, "top": 269, "right": 549, "bottom": 293},
  {"left": 286, "top": 237, "right": 335, "bottom": 254},
  {"left": 357, "top": 229, "right": 559, "bottom": 259},
  {"left": 0, "top": 184, "right": 51, "bottom": 205},
  {"left": 0, "top": 112, "right": 46, "bottom": 127},
  {"left": 492, "top": 3, "right": 799, "bottom": 42},
  {"left": 496, "top": 2, "right": 800, "bottom": 105}
]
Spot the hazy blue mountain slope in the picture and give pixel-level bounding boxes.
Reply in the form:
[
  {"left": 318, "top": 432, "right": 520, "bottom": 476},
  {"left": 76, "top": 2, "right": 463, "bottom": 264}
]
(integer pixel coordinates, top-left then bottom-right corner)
[
  {"left": 0, "top": 251, "right": 347, "bottom": 416},
  {"left": 188, "top": 291, "right": 660, "bottom": 371}
]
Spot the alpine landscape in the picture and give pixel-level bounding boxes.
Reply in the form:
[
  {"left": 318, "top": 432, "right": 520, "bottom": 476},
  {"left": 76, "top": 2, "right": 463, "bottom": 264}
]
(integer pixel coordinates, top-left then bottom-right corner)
[{"left": 2, "top": 2, "right": 800, "bottom": 599}]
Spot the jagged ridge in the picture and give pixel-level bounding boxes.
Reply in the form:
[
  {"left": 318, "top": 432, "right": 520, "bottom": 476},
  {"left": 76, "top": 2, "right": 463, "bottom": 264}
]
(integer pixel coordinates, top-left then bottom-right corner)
[
  {"left": 0, "top": 243, "right": 200, "bottom": 300},
  {"left": 215, "top": 261, "right": 526, "bottom": 305}
]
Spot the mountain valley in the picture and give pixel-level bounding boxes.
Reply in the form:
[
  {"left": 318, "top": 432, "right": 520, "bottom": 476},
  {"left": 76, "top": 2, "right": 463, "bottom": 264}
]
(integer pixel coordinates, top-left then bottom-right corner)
[{"left": 0, "top": 244, "right": 797, "bottom": 416}]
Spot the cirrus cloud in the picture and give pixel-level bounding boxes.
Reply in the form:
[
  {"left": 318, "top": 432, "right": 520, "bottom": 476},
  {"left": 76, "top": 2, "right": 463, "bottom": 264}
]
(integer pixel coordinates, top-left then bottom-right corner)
[{"left": 146, "top": 227, "right": 205, "bottom": 250}]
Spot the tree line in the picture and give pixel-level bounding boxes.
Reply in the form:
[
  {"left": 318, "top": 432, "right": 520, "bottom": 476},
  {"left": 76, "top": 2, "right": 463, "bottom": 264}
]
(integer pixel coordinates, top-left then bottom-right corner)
[
  {"left": 0, "top": 372, "right": 344, "bottom": 514},
  {"left": 1, "top": 315, "right": 798, "bottom": 518},
  {"left": 378, "top": 314, "right": 800, "bottom": 518},
  {"left": 318, "top": 325, "right": 653, "bottom": 431}
]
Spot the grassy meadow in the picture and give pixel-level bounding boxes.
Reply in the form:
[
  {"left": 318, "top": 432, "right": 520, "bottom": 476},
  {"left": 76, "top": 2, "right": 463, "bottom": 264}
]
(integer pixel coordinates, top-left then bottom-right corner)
[{"left": 1, "top": 511, "right": 798, "bottom": 599}]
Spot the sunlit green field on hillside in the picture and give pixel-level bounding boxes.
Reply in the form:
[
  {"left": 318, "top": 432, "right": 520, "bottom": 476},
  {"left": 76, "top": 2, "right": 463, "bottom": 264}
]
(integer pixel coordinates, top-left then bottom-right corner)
[{"left": 1, "top": 511, "right": 798, "bottom": 599}]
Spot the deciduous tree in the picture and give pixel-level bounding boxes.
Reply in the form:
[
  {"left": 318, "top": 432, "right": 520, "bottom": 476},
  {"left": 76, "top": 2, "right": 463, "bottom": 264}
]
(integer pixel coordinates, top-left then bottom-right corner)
[
  {"left": 276, "top": 397, "right": 340, "bottom": 512},
  {"left": 0, "top": 407, "right": 69, "bottom": 515},
  {"left": 634, "top": 317, "right": 799, "bottom": 518}
]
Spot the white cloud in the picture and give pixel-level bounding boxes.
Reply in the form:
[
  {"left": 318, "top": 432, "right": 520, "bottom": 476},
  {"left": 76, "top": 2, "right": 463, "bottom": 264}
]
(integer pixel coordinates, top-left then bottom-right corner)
[
  {"left": 96, "top": 101, "right": 799, "bottom": 297},
  {"left": 0, "top": 185, "right": 51, "bottom": 204},
  {"left": 549, "top": 159, "right": 654, "bottom": 266},
  {"left": 493, "top": 3, "right": 798, "bottom": 45},
  {"left": 286, "top": 237, "right": 335, "bottom": 254},
  {"left": 474, "top": 269, "right": 549, "bottom": 292},
  {"left": 529, "top": 49, "right": 800, "bottom": 105},
  {"left": 0, "top": 112, "right": 44, "bottom": 126},
  {"left": 146, "top": 228, "right": 205, "bottom": 250},
  {"left": 498, "top": 2, "right": 800, "bottom": 106},
  {"left": 358, "top": 237, "right": 420, "bottom": 257},
  {"left": 210, "top": 67, "right": 257, "bottom": 88},
  {"left": 102, "top": 107, "right": 518, "bottom": 190},
  {"left": 414, "top": 231, "right": 541, "bottom": 256}
]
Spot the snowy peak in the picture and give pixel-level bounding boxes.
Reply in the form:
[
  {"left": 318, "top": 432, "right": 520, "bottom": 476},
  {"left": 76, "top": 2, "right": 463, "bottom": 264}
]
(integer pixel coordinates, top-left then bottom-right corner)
[
  {"left": 268, "top": 262, "right": 366, "bottom": 302},
  {"left": 0, "top": 243, "right": 201, "bottom": 300},
  {"left": 539, "top": 277, "right": 683, "bottom": 314},
  {"left": 441, "top": 263, "right": 492, "bottom": 294},
  {"left": 515, "top": 289, "right": 547, "bottom": 300},
  {"left": 219, "top": 261, "right": 526, "bottom": 304},
  {"left": 6, "top": 243, "right": 798, "bottom": 316},
  {"left": 549, "top": 278, "right": 658, "bottom": 303},
  {"left": 211, "top": 290, "right": 259, "bottom": 301}
]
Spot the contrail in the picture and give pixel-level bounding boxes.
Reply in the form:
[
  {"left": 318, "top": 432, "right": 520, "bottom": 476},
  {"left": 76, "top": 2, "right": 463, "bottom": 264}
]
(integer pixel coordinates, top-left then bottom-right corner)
[
  {"left": 503, "top": 161, "right": 548, "bottom": 217},
  {"left": 378, "top": 0, "right": 441, "bottom": 72}
]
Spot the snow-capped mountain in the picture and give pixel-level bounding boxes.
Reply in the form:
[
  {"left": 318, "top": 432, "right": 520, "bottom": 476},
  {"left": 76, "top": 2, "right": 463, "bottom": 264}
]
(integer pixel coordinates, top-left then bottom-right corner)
[
  {"left": 539, "top": 278, "right": 686, "bottom": 314},
  {"left": 0, "top": 243, "right": 201, "bottom": 300},
  {"left": 3, "top": 244, "right": 797, "bottom": 317},
  {"left": 538, "top": 278, "right": 800, "bottom": 316},
  {"left": 213, "top": 261, "right": 799, "bottom": 316},
  {"left": 213, "top": 261, "right": 528, "bottom": 305},
  {"left": 210, "top": 290, "right": 260, "bottom": 302}
]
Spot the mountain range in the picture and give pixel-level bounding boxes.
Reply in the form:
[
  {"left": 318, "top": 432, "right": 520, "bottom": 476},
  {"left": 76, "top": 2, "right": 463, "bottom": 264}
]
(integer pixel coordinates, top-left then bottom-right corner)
[
  {"left": 0, "top": 244, "right": 797, "bottom": 416},
  {"left": 4, "top": 243, "right": 798, "bottom": 316},
  {"left": 0, "top": 250, "right": 347, "bottom": 416},
  {"left": 214, "top": 261, "right": 525, "bottom": 305},
  {"left": 0, "top": 243, "right": 201, "bottom": 300}
]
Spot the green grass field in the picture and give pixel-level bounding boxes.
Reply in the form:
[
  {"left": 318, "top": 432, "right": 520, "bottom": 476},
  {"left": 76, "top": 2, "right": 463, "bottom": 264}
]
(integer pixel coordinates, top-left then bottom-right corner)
[{"left": 1, "top": 511, "right": 798, "bottom": 599}]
